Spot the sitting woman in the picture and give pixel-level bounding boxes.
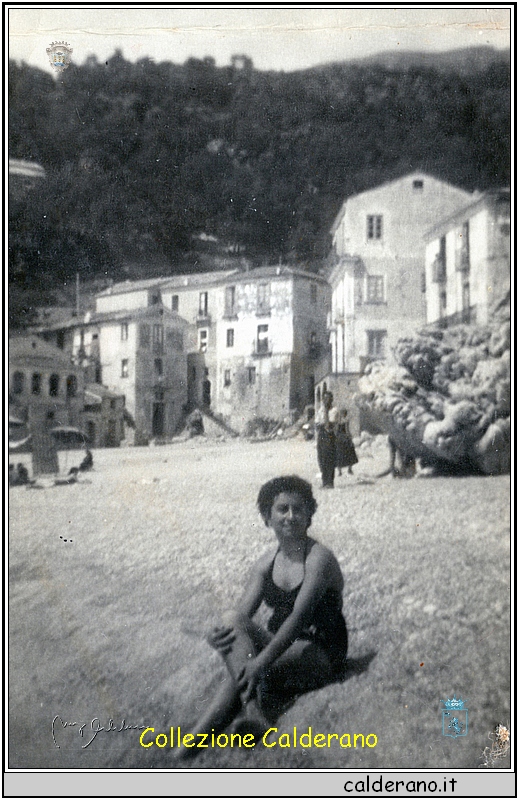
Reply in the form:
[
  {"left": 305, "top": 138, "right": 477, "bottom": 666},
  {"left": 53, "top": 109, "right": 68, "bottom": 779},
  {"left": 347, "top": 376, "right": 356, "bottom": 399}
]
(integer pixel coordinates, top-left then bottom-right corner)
[{"left": 179, "top": 475, "right": 348, "bottom": 756}]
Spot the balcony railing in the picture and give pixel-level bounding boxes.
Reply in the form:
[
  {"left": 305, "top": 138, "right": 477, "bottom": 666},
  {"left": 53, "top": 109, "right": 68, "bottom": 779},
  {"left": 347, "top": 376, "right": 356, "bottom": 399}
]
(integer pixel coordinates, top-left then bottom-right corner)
[
  {"left": 196, "top": 311, "right": 211, "bottom": 326},
  {"left": 255, "top": 304, "right": 271, "bottom": 317},
  {"left": 251, "top": 340, "right": 272, "bottom": 357}
]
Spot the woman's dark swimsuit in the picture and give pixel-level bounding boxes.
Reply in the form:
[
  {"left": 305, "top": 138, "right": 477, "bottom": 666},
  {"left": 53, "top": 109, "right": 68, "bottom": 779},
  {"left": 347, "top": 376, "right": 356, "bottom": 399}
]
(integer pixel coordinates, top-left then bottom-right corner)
[{"left": 262, "top": 544, "right": 348, "bottom": 674}]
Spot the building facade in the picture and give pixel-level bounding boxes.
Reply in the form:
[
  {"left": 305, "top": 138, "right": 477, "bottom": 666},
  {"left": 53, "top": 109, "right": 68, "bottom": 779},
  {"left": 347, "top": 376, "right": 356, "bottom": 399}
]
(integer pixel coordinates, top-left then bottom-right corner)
[
  {"left": 8, "top": 335, "right": 85, "bottom": 431},
  {"left": 318, "top": 172, "right": 475, "bottom": 428},
  {"left": 90, "top": 305, "right": 190, "bottom": 443},
  {"left": 97, "top": 266, "right": 330, "bottom": 433},
  {"left": 82, "top": 384, "right": 126, "bottom": 448},
  {"left": 424, "top": 189, "right": 510, "bottom": 327}
]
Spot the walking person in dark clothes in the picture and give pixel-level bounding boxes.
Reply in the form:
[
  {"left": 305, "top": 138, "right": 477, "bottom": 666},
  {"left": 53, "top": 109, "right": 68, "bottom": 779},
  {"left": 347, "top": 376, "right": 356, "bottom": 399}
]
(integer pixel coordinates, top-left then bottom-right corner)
[
  {"left": 335, "top": 409, "right": 358, "bottom": 477},
  {"left": 315, "top": 391, "right": 336, "bottom": 488}
]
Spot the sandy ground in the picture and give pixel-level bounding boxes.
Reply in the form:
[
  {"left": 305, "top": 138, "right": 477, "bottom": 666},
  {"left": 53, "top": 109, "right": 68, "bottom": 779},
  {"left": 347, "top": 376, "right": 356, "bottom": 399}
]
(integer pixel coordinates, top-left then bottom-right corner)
[{"left": 8, "top": 436, "right": 510, "bottom": 770}]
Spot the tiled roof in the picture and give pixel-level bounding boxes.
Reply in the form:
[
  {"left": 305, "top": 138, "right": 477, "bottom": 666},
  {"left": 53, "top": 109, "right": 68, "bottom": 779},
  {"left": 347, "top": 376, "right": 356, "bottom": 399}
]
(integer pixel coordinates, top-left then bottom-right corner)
[
  {"left": 97, "top": 270, "right": 238, "bottom": 297},
  {"left": 424, "top": 188, "right": 510, "bottom": 240},
  {"left": 91, "top": 305, "right": 189, "bottom": 325},
  {"left": 9, "top": 335, "right": 76, "bottom": 365}
]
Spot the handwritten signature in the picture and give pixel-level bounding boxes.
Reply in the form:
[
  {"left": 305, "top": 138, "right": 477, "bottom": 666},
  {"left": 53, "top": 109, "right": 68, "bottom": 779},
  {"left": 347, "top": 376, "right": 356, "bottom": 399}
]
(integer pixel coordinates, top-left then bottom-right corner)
[{"left": 52, "top": 715, "right": 147, "bottom": 749}]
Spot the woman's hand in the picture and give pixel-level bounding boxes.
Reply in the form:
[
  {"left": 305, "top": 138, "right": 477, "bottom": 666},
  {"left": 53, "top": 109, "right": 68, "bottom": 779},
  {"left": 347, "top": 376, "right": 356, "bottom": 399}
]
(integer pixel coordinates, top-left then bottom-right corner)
[
  {"left": 206, "top": 625, "right": 235, "bottom": 654},
  {"left": 237, "top": 657, "right": 265, "bottom": 704}
]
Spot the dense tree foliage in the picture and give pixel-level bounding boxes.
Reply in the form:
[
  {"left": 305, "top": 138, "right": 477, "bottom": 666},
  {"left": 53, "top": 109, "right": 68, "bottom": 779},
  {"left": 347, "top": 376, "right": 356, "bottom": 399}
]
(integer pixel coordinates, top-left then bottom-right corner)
[{"left": 8, "top": 48, "right": 510, "bottom": 322}]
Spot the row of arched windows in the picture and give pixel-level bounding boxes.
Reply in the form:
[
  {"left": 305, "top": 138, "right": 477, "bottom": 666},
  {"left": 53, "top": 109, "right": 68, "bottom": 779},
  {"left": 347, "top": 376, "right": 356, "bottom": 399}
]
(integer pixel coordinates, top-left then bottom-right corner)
[{"left": 11, "top": 371, "right": 78, "bottom": 398}]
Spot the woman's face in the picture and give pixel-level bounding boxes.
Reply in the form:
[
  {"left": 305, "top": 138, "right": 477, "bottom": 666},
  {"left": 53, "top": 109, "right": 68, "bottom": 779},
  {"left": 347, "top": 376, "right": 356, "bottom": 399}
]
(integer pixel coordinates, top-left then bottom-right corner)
[{"left": 267, "top": 492, "right": 310, "bottom": 542}]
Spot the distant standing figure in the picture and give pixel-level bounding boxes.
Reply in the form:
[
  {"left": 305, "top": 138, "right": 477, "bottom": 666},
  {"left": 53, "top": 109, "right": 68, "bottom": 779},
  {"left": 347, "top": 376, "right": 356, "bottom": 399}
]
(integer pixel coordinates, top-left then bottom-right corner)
[
  {"left": 79, "top": 449, "right": 94, "bottom": 472},
  {"left": 315, "top": 392, "right": 336, "bottom": 488},
  {"left": 335, "top": 410, "right": 358, "bottom": 477}
]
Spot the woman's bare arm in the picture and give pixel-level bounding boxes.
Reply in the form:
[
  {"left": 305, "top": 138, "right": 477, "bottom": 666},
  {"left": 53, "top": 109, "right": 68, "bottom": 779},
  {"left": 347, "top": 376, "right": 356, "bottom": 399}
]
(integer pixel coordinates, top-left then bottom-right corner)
[
  {"left": 235, "top": 551, "right": 273, "bottom": 618},
  {"left": 253, "top": 545, "right": 340, "bottom": 672}
]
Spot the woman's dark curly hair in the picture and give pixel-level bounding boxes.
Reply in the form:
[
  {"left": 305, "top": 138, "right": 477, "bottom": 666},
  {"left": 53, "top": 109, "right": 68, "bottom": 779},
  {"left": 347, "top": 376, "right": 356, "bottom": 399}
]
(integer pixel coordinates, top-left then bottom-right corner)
[{"left": 257, "top": 475, "right": 318, "bottom": 525}]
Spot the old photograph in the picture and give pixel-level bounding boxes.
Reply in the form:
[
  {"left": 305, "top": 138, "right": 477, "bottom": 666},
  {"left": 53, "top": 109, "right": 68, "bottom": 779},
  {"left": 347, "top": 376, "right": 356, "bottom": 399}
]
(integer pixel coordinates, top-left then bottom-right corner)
[{"left": 8, "top": 5, "right": 511, "bottom": 793}]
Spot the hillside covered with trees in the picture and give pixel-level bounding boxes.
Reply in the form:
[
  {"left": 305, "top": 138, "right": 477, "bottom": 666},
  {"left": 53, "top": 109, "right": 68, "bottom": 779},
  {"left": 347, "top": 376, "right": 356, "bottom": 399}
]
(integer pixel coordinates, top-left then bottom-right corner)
[{"left": 9, "top": 47, "right": 510, "bottom": 325}]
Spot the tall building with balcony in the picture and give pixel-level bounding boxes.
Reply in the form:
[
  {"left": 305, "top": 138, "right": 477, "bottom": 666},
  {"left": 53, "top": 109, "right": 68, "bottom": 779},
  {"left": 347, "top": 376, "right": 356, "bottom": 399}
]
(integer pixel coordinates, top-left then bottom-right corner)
[
  {"left": 319, "top": 172, "right": 475, "bottom": 428},
  {"left": 424, "top": 189, "right": 510, "bottom": 327},
  {"left": 160, "top": 266, "right": 330, "bottom": 431},
  {"left": 96, "top": 266, "right": 330, "bottom": 433}
]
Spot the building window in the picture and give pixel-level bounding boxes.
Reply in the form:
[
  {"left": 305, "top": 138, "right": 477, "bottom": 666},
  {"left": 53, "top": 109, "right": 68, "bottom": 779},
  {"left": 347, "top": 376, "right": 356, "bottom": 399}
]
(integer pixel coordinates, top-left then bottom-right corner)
[
  {"left": 66, "top": 375, "right": 78, "bottom": 397},
  {"left": 462, "top": 280, "right": 471, "bottom": 323},
  {"left": 412, "top": 179, "right": 424, "bottom": 191},
  {"left": 12, "top": 371, "right": 24, "bottom": 395},
  {"left": 149, "top": 292, "right": 160, "bottom": 305},
  {"left": 121, "top": 322, "right": 129, "bottom": 341},
  {"left": 56, "top": 330, "right": 65, "bottom": 349},
  {"left": 95, "top": 365, "right": 102, "bottom": 383},
  {"left": 199, "top": 292, "right": 208, "bottom": 316},
  {"left": 49, "top": 374, "right": 60, "bottom": 397},
  {"left": 140, "top": 324, "right": 150, "bottom": 348},
  {"left": 257, "top": 324, "right": 269, "bottom": 353},
  {"left": 224, "top": 369, "right": 231, "bottom": 387},
  {"left": 310, "top": 284, "right": 317, "bottom": 305},
  {"left": 154, "top": 358, "right": 163, "bottom": 377},
  {"left": 248, "top": 367, "right": 256, "bottom": 385},
  {"left": 257, "top": 283, "right": 271, "bottom": 314},
  {"left": 172, "top": 295, "right": 179, "bottom": 312},
  {"left": 439, "top": 290, "right": 447, "bottom": 316},
  {"left": 456, "top": 220, "right": 471, "bottom": 273},
  {"left": 121, "top": 359, "right": 129, "bottom": 378},
  {"left": 226, "top": 328, "right": 234, "bottom": 348},
  {"left": 225, "top": 286, "right": 236, "bottom": 316},
  {"left": 110, "top": 399, "right": 116, "bottom": 410},
  {"left": 31, "top": 373, "right": 41, "bottom": 395},
  {"left": 367, "top": 215, "right": 383, "bottom": 240},
  {"left": 366, "top": 275, "right": 385, "bottom": 304},
  {"left": 367, "top": 330, "right": 387, "bottom": 359},
  {"left": 166, "top": 327, "right": 183, "bottom": 350},
  {"left": 153, "top": 324, "right": 164, "bottom": 354},
  {"left": 92, "top": 333, "right": 98, "bottom": 340},
  {"left": 199, "top": 329, "right": 208, "bottom": 353}
]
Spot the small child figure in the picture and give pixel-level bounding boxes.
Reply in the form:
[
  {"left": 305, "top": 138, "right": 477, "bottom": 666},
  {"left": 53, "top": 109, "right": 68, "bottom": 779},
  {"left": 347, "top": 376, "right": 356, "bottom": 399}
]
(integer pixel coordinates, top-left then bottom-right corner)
[{"left": 179, "top": 475, "right": 348, "bottom": 757}]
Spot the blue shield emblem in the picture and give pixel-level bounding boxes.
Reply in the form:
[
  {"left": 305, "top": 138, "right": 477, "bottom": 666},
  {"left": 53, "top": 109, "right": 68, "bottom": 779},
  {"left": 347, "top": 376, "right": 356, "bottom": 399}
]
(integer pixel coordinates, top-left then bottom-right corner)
[{"left": 442, "top": 697, "right": 468, "bottom": 738}]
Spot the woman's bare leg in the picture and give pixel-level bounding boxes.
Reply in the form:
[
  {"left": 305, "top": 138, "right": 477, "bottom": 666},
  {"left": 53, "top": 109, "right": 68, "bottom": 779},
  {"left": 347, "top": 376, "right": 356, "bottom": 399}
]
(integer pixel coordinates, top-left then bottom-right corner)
[{"left": 178, "top": 615, "right": 271, "bottom": 758}]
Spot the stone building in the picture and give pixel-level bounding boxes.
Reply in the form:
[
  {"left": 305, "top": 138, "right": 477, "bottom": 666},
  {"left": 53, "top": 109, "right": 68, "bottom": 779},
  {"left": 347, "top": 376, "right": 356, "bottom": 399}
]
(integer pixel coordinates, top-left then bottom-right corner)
[
  {"left": 424, "top": 188, "right": 510, "bottom": 327},
  {"left": 97, "top": 266, "right": 330, "bottom": 433},
  {"left": 82, "top": 383, "right": 126, "bottom": 448},
  {"left": 318, "top": 172, "right": 475, "bottom": 429},
  {"left": 9, "top": 335, "right": 85, "bottom": 473},
  {"left": 8, "top": 335, "right": 85, "bottom": 430},
  {"left": 90, "top": 305, "right": 190, "bottom": 443}
]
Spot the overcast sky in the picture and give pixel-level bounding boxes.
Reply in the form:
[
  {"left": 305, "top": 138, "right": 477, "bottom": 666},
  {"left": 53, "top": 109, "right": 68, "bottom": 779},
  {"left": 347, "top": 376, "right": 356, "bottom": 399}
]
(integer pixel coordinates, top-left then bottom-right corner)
[{"left": 8, "top": 6, "right": 511, "bottom": 74}]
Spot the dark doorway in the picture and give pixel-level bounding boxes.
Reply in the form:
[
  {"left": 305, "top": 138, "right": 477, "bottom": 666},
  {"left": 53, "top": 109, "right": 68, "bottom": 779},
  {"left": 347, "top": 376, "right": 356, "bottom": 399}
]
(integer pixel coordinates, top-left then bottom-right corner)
[
  {"left": 152, "top": 403, "right": 165, "bottom": 436},
  {"left": 87, "top": 421, "right": 96, "bottom": 446},
  {"left": 306, "top": 374, "right": 315, "bottom": 404},
  {"left": 107, "top": 419, "right": 118, "bottom": 447},
  {"left": 202, "top": 379, "right": 211, "bottom": 408}
]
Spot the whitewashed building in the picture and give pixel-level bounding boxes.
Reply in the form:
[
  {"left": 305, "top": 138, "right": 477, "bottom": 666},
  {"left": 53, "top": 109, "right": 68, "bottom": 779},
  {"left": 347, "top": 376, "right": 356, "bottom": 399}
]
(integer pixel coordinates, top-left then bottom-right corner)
[
  {"left": 424, "top": 189, "right": 510, "bottom": 327},
  {"left": 318, "top": 172, "right": 476, "bottom": 427}
]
